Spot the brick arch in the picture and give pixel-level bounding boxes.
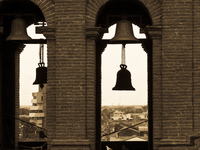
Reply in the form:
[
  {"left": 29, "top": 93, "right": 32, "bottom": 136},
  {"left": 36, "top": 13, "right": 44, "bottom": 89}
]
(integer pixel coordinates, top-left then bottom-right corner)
[
  {"left": 30, "top": 0, "right": 55, "bottom": 27},
  {"left": 86, "top": 0, "right": 162, "bottom": 27}
]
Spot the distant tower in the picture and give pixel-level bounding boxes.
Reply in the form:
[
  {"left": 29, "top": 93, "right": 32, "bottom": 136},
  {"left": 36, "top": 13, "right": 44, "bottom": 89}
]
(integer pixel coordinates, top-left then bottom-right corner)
[{"left": 29, "top": 84, "right": 47, "bottom": 127}]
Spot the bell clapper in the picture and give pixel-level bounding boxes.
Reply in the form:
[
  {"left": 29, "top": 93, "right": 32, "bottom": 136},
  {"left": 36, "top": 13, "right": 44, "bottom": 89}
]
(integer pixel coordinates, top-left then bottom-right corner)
[{"left": 40, "top": 84, "right": 44, "bottom": 89}]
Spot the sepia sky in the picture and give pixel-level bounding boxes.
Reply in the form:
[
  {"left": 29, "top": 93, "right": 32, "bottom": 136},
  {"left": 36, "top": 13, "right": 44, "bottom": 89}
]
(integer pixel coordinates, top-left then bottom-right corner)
[
  {"left": 20, "top": 24, "right": 47, "bottom": 106},
  {"left": 20, "top": 24, "right": 147, "bottom": 106},
  {"left": 101, "top": 25, "right": 147, "bottom": 106}
]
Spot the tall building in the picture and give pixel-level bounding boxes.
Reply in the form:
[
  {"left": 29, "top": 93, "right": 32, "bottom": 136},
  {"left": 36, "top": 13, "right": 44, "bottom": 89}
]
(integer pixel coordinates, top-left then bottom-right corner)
[{"left": 29, "top": 84, "right": 46, "bottom": 128}]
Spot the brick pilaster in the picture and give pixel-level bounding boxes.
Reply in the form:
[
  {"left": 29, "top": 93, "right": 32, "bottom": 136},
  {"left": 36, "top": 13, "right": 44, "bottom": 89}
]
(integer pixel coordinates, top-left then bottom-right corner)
[
  {"left": 86, "top": 27, "right": 104, "bottom": 150},
  {"left": 144, "top": 25, "right": 163, "bottom": 150}
]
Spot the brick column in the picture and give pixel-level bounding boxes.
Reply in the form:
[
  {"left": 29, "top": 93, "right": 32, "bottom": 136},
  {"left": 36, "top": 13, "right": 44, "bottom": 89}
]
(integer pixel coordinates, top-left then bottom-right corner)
[
  {"left": 54, "top": 0, "right": 90, "bottom": 146},
  {"left": 1, "top": 40, "right": 24, "bottom": 149},
  {"left": 86, "top": 27, "right": 103, "bottom": 150},
  {"left": 36, "top": 27, "right": 57, "bottom": 149},
  {"left": 183, "top": 0, "right": 200, "bottom": 147},
  {"left": 0, "top": 26, "right": 3, "bottom": 149},
  {"left": 193, "top": 0, "right": 200, "bottom": 132},
  {"left": 38, "top": 25, "right": 92, "bottom": 150},
  {"left": 159, "top": 1, "right": 194, "bottom": 148},
  {"left": 86, "top": 27, "right": 104, "bottom": 150},
  {"left": 15, "top": 43, "right": 26, "bottom": 150},
  {"left": 37, "top": 27, "right": 91, "bottom": 150},
  {"left": 144, "top": 26, "right": 162, "bottom": 150}
]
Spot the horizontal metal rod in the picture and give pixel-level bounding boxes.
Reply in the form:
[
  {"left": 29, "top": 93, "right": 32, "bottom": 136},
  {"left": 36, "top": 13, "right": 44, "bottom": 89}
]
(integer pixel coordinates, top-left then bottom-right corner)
[
  {"left": 5, "top": 39, "right": 47, "bottom": 44},
  {"left": 102, "top": 39, "right": 147, "bottom": 45}
]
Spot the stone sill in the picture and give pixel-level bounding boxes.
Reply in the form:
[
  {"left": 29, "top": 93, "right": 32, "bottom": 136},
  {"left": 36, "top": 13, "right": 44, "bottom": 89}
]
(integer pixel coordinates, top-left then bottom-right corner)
[
  {"left": 51, "top": 139, "right": 91, "bottom": 146},
  {"left": 159, "top": 139, "right": 190, "bottom": 146}
]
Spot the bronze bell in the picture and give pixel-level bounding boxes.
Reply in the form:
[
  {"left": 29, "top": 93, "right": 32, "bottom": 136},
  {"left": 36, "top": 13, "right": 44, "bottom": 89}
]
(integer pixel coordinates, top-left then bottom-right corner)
[
  {"left": 6, "top": 17, "right": 31, "bottom": 41},
  {"left": 109, "top": 19, "right": 139, "bottom": 44},
  {"left": 113, "top": 64, "right": 135, "bottom": 90},
  {"left": 33, "top": 66, "right": 47, "bottom": 89}
]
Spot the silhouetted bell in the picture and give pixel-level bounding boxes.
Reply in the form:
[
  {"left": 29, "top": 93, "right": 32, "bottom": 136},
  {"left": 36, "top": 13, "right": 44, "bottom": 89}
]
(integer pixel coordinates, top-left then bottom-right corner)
[
  {"left": 113, "top": 64, "right": 135, "bottom": 90},
  {"left": 109, "top": 19, "right": 139, "bottom": 44},
  {"left": 33, "top": 66, "right": 47, "bottom": 89},
  {"left": 6, "top": 17, "right": 31, "bottom": 41}
]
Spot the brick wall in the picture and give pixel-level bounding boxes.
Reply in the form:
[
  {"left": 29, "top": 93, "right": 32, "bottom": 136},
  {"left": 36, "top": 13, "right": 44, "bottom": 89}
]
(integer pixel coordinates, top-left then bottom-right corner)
[
  {"left": 193, "top": 0, "right": 200, "bottom": 133},
  {"left": 162, "top": 0, "right": 194, "bottom": 139},
  {"left": 39, "top": 0, "right": 200, "bottom": 149},
  {"left": 2, "top": 0, "right": 200, "bottom": 149}
]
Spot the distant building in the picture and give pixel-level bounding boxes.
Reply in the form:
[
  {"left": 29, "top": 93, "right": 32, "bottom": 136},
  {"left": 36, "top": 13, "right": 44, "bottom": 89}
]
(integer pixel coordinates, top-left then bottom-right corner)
[
  {"left": 135, "top": 107, "right": 143, "bottom": 113},
  {"left": 111, "top": 110, "right": 133, "bottom": 120},
  {"left": 29, "top": 84, "right": 47, "bottom": 127},
  {"left": 132, "top": 107, "right": 148, "bottom": 120},
  {"left": 140, "top": 111, "right": 148, "bottom": 120},
  {"left": 138, "top": 126, "right": 148, "bottom": 136}
]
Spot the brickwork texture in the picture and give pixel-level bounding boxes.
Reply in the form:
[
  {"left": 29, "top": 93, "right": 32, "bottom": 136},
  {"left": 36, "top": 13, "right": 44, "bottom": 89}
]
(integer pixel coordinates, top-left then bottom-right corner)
[{"left": 1, "top": 0, "right": 200, "bottom": 150}]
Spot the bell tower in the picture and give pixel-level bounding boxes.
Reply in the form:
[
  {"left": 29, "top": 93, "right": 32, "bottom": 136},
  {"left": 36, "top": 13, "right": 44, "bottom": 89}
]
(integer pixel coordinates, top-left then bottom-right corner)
[
  {"left": 93, "top": 1, "right": 153, "bottom": 149},
  {"left": 0, "top": 0, "right": 200, "bottom": 149}
]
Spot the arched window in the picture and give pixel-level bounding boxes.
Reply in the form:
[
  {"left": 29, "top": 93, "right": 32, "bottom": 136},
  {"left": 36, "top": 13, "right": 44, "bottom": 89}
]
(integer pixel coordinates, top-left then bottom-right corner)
[
  {"left": 19, "top": 23, "right": 47, "bottom": 143},
  {"left": 100, "top": 23, "right": 149, "bottom": 149},
  {"left": 0, "top": 1, "right": 46, "bottom": 149}
]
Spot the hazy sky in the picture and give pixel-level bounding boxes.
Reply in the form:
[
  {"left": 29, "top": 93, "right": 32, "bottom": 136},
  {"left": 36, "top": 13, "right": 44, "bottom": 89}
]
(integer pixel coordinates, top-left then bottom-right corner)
[
  {"left": 102, "top": 25, "right": 147, "bottom": 106},
  {"left": 20, "top": 24, "right": 47, "bottom": 106},
  {"left": 20, "top": 24, "right": 147, "bottom": 106}
]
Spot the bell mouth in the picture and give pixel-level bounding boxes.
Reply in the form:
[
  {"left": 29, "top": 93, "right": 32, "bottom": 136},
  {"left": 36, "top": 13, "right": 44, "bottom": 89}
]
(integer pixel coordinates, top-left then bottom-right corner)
[{"left": 109, "top": 39, "right": 140, "bottom": 44}]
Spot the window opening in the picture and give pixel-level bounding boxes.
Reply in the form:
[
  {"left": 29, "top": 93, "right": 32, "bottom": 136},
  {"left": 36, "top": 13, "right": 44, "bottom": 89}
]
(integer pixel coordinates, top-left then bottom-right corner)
[
  {"left": 19, "top": 23, "right": 47, "bottom": 143},
  {"left": 101, "top": 24, "right": 148, "bottom": 142}
]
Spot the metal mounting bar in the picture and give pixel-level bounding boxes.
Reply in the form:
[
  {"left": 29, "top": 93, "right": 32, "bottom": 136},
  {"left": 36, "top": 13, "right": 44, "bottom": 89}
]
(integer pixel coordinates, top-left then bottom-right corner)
[{"left": 5, "top": 39, "right": 47, "bottom": 44}]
